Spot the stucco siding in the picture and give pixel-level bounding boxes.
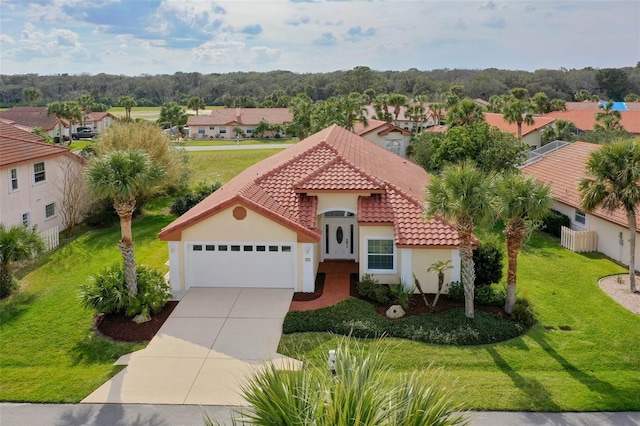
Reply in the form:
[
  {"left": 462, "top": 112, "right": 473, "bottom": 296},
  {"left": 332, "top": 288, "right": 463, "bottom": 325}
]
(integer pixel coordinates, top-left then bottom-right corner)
[
  {"left": 411, "top": 249, "right": 456, "bottom": 293},
  {"left": 522, "top": 131, "right": 542, "bottom": 149},
  {"left": 315, "top": 193, "right": 361, "bottom": 214}
]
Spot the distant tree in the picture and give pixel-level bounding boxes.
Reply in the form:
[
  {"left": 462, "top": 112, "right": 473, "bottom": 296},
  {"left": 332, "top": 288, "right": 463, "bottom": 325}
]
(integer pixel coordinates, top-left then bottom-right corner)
[
  {"left": 220, "top": 93, "right": 235, "bottom": 108},
  {"left": 579, "top": 139, "right": 640, "bottom": 293},
  {"left": 363, "top": 88, "right": 376, "bottom": 104},
  {"left": 0, "top": 224, "right": 45, "bottom": 298},
  {"left": 373, "top": 94, "right": 392, "bottom": 121},
  {"left": 503, "top": 98, "right": 534, "bottom": 139},
  {"left": 541, "top": 119, "right": 575, "bottom": 142},
  {"left": 574, "top": 89, "right": 593, "bottom": 102},
  {"left": 549, "top": 98, "right": 567, "bottom": 112},
  {"left": 254, "top": 119, "right": 270, "bottom": 138},
  {"left": 594, "top": 101, "right": 623, "bottom": 131},
  {"left": 118, "top": 96, "right": 137, "bottom": 121},
  {"left": 595, "top": 68, "right": 630, "bottom": 100},
  {"left": 531, "top": 92, "right": 550, "bottom": 114},
  {"left": 510, "top": 87, "right": 529, "bottom": 100},
  {"left": 157, "top": 102, "right": 186, "bottom": 128},
  {"left": 486, "top": 95, "right": 505, "bottom": 113},
  {"left": 427, "top": 102, "right": 446, "bottom": 125},
  {"left": 446, "top": 98, "right": 485, "bottom": 127},
  {"left": 47, "top": 101, "right": 81, "bottom": 143},
  {"left": 578, "top": 129, "right": 634, "bottom": 144},
  {"left": 268, "top": 89, "right": 290, "bottom": 107},
  {"left": 336, "top": 66, "right": 386, "bottom": 95},
  {"left": 287, "top": 94, "right": 314, "bottom": 139},
  {"left": 624, "top": 93, "right": 639, "bottom": 102},
  {"left": 77, "top": 94, "right": 94, "bottom": 126},
  {"left": 235, "top": 95, "right": 256, "bottom": 108},
  {"left": 233, "top": 125, "right": 243, "bottom": 138},
  {"left": 187, "top": 96, "right": 206, "bottom": 115},
  {"left": 269, "top": 123, "right": 283, "bottom": 138},
  {"left": 388, "top": 93, "right": 407, "bottom": 121},
  {"left": 22, "top": 87, "right": 42, "bottom": 106},
  {"left": 405, "top": 102, "right": 427, "bottom": 133}
]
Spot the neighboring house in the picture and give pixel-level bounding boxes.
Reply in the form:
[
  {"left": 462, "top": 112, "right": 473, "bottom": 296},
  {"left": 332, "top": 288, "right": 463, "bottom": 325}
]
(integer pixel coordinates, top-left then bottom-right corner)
[
  {"left": 521, "top": 141, "right": 639, "bottom": 269},
  {"left": 159, "top": 125, "right": 462, "bottom": 293},
  {"left": 484, "top": 113, "right": 556, "bottom": 149},
  {"left": 353, "top": 119, "right": 412, "bottom": 157},
  {"left": 364, "top": 104, "right": 438, "bottom": 132},
  {"left": 0, "top": 107, "right": 68, "bottom": 139},
  {"left": 187, "top": 107, "right": 292, "bottom": 139},
  {"left": 82, "top": 111, "right": 116, "bottom": 133},
  {"left": 0, "top": 120, "right": 85, "bottom": 233},
  {"left": 542, "top": 110, "right": 640, "bottom": 135}
]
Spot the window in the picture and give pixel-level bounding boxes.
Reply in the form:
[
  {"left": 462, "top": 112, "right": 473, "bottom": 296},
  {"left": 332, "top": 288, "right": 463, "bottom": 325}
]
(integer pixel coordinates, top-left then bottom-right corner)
[
  {"left": 9, "top": 168, "right": 18, "bottom": 191},
  {"left": 366, "top": 238, "right": 395, "bottom": 272},
  {"left": 281, "top": 245, "right": 292, "bottom": 252},
  {"left": 269, "top": 245, "right": 279, "bottom": 252},
  {"left": 33, "top": 162, "right": 46, "bottom": 183},
  {"left": 385, "top": 140, "right": 401, "bottom": 155},
  {"left": 231, "top": 245, "right": 240, "bottom": 251},
  {"left": 205, "top": 245, "right": 215, "bottom": 251},
  {"left": 324, "top": 211, "right": 355, "bottom": 217},
  {"left": 219, "top": 127, "right": 227, "bottom": 134},
  {"left": 22, "top": 213, "right": 30, "bottom": 227},
  {"left": 198, "top": 128, "right": 205, "bottom": 135},
  {"left": 246, "top": 128, "right": 253, "bottom": 134},
  {"left": 574, "top": 209, "right": 586, "bottom": 225},
  {"left": 244, "top": 245, "right": 253, "bottom": 252},
  {"left": 256, "top": 245, "right": 266, "bottom": 252},
  {"left": 218, "top": 245, "right": 228, "bottom": 251},
  {"left": 193, "top": 245, "right": 203, "bottom": 251},
  {"left": 45, "top": 203, "right": 56, "bottom": 219},
  {"left": 209, "top": 126, "right": 215, "bottom": 130}
]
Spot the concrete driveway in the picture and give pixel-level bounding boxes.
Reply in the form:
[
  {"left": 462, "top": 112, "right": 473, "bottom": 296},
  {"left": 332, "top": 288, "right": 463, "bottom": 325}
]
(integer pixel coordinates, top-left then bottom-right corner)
[{"left": 83, "top": 288, "right": 299, "bottom": 406}]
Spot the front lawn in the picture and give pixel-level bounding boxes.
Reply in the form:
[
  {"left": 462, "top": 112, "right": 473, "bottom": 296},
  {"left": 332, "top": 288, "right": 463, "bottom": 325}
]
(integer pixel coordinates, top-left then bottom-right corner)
[
  {"left": 176, "top": 138, "right": 295, "bottom": 147},
  {"left": 187, "top": 149, "right": 284, "bottom": 185},
  {"left": 279, "top": 232, "right": 640, "bottom": 411}
]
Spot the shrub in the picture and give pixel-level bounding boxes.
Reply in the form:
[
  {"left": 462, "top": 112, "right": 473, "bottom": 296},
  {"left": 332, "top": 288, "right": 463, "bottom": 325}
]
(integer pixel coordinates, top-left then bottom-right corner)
[
  {"left": 0, "top": 277, "right": 18, "bottom": 299},
  {"left": 511, "top": 297, "right": 536, "bottom": 327},
  {"left": 357, "top": 274, "right": 390, "bottom": 305},
  {"left": 81, "top": 264, "right": 171, "bottom": 318},
  {"left": 83, "top": 198, "right": 119, "bottom": 227},
  {"left": 390, "top": 282, "right": 413, "bottom": 311},
  {"left": 475, "top": 285, "right": 505, "bottom": 306},
  {"left": 170, "top": 181, "right": 221, "bottom": 216},
  {"left": 542, "top": 209, "right": 570, "bottom": 238},
  {"left": 446, "top": 281, "right": 464, "bottom": 301},
  {"left": 473, "top": 234, "right": 504, "bottom": 287}
]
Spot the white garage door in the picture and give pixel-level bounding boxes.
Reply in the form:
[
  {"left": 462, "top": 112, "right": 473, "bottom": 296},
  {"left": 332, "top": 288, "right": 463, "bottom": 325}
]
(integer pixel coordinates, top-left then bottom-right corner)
[{"left": 185, "top": 242, "right": 296, "bottom": 288}]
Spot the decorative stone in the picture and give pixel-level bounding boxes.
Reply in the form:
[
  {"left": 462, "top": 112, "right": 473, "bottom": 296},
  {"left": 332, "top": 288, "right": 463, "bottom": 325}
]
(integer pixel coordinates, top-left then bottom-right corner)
[{"left": 386, "top": 305, "right": 406, "bottom": 319}]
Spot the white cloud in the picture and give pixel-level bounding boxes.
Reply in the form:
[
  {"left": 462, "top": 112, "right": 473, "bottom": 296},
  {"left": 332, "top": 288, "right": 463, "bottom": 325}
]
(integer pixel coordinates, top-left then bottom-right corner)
[
  {"left": 249, "top": 46, "right": 281, "bottom": 64},
  {"left": 0, "top": 34, "right": 16, "bottom": 44}
]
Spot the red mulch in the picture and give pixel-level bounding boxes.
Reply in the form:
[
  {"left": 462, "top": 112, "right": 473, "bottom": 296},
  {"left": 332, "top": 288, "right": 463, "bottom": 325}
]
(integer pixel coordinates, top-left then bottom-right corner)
[
  {"left": 292, "top": 273, "right": 325, "bottom": 301},
  {"left": 94, "top": 301, "right": 178, "bottom": 343}
]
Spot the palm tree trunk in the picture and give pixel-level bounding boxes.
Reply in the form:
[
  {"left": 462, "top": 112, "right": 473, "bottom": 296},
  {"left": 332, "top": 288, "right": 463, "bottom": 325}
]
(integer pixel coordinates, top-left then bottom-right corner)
[
  {"left": 460, "top": 243, "right": 475, "bottom": 319},
  {"left": 505, "top": 219, "right": 526, "bottom": 314},
  {"left": 0, "top": 262, "right": 13, "bottom": 295},
  {"left": 115, "top": 199, "right": 137, "bottom": 296},
  {"left": 628, "top": 209, "right": 637, "bottom": 293}
]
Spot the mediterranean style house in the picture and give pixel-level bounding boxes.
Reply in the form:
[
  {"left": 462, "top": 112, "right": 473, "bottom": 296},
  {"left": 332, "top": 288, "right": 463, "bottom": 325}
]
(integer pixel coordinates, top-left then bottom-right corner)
[
  {"left": 0, "top": 120, "right": 85, "bottom": 234},
  {"left": 0, "top": 107, "right": 68, "bottom": 139},
  {"left": 542, "top": 110, "right": 640, "bottom": 135},
  {"left": 353, "top": 119, "right": 412, "bottom": 157},
  {"left": 187, "top": 108, "right": 292, "bottom": 139},
  {"left": 522, "top": 141, "right": 639, "bottom": 269},
  {"left": 483, "top": 113, "right": 556, "bottom": 149},
  {"left": 159, "top": 125, "right": 461, "bottom": 293}
]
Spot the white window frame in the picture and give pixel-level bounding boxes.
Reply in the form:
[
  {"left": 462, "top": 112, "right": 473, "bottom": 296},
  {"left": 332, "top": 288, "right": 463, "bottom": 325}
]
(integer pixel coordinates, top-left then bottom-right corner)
[
  {"left": 9, "top": 168, "right": 18, "bottom": 192},
  {"left": 385, "top": 140, "right": 401, "bottom": 155},
  {"left": 33, "top": 161, "right": 46, "bottom": 184},
  {"left": 22, "top": 212, "right": 30, "bottom": 227},
  {"left": 45, "top": 202, "right": 56, "bottom": 219},
  {"left": 365, "top": 237, "right": 396, "bottom": 274},
  {"left": 574, "top": 209, "right": 586, "bottom": 226},
  {"left": 219, "top": 126, "right": 227, "bottom": 134}
]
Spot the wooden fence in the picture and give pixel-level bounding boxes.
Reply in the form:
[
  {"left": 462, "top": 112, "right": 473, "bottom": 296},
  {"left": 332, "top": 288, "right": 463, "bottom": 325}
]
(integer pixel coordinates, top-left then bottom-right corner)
[
  {"left": 561, "top": 226, "right": 597, "bottom": 253},
  {"left": 39, "top": 226, "right": 59, "bottom": 252}
]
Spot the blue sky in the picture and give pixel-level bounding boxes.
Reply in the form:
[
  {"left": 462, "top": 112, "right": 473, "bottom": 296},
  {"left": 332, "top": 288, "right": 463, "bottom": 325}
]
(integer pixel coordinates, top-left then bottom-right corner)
[{"left": 0, "top": 0, "right": 638, "bottom": 76}]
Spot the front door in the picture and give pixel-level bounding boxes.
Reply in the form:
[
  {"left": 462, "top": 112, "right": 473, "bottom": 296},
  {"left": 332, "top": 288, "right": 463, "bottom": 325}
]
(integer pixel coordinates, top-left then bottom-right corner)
[{"left": 324, "top": 214, "right": 357, "bottom": 260}]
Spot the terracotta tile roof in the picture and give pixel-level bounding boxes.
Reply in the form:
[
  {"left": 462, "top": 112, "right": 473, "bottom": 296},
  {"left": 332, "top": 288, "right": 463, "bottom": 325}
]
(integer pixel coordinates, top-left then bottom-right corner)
[
  {"left": 0, "top": 120, "right": 70, "bottom": 167},
  {"left": 353, "top": 119, "right": 411, "bottom": 137},
  {"left": 484, "top": 113, "right": 556, "bottom": 136},
  {"left": 187, "top": 108, "right": 292, "bottom": 126},
  {"left": 425, "top": 125, "right": 447, "bottom": 133},
  {"left": 159, "top": 125, "right": 459, "bottom": 247},
  {"left": 85, "top": 111, "right": 116, "bottom": 121},
  {"left": 542, "top": 110, "right": 640, "bottom": 134},
  {"left": 0, "top": 107, "right": 62, "bottom": 131},
  {"left": 521, "top": 141, "right": 639, "bottom": 230},
  {"left": 565, "top": 102, "right": 640, "bottom": 111}
]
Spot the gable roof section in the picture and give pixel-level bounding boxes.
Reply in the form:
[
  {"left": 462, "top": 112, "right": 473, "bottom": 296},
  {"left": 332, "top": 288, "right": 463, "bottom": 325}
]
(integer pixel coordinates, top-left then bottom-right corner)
[
  {"left": 188, "top": 108, "right": 292, "bottom": 126},
  {"left": 541, "top": 110, "right": 640, "bottom": 134},
  {"left": 0, "top": 107, "right": 62, "bottom": 131},
  {"left": 484, "top": 113, "right": 556, "bottom": 137},
  {"left": 85, "top": 111, "right": 116, "bottom": 122},
  {"left": 353, "top": 119, "right": 412, "bottom": 137},
  {"left": 521, "top": 141, "right": 639, "bottom": 230},
  {"left": 159, "top": 125, "right": 459, "bottom": 247},
  {"left": 0, "top": 120, "right": 70, "bottom": 167}
]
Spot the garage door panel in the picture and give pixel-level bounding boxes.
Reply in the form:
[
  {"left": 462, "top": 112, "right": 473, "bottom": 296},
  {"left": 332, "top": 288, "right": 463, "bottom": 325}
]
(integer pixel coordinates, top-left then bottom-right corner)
[{"left": 185, "top": 242, "right": 295, "bottom": 288}]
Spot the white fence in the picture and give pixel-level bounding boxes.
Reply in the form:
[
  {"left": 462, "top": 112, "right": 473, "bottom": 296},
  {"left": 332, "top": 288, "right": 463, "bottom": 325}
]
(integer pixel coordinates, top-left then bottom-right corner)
[
  {"left": 39, "top": 226, "right": 60, "bottom": 252},
  {"left": 561, "top": 226, "right": 597, "bottom": 253}
]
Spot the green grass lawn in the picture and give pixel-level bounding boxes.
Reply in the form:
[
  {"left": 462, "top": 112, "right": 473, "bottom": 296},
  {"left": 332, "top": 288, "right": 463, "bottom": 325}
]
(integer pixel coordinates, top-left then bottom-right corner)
[
  {"left": 175, "top": 138, "right": 295, "bottom": 147},
  {"left": 187, "top": 149, "right": 284, "bottom": 184},
  {"left": 279, "top": 232, "right": 640, "bottom": 412}
]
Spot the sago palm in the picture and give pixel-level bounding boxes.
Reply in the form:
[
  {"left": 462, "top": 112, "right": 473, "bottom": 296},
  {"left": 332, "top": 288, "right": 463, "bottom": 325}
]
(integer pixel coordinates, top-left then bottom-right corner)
[
  {"left": 579, "top": 139, "right": 640, "bottom": 292},
  {"left": 0, "top": 224, "right": 45, "bottom": 298}
]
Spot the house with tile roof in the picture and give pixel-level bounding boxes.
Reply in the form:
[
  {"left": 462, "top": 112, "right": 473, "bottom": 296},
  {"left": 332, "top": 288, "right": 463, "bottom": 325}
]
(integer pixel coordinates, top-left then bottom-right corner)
[
  {"left": 186, "top": 107, "right": 292, "bottom": 139},
  {"left": 0, "top": 107, "right": 69, "bottom": 139},
  {"left": 353, "top": 119, "right": 413, "bottom": 157},
  {"left": 521, "top": 141, "right": 639, "bottom": 269},
  {"left": 541, "top": 110, "right": 640, "bottom": 135},
  {"left": 1, "top": 120, "right": 86, "bottom": 234},
  {"left": 159, "top": 125, "right": 461, "bottom": 293},
  {"left": 82, "top": 111, "right": 117, "bottom": 133},
  {"left": 484, "top": 113, "right": 556, "bottom": 149},
  {"left": 364, "top": 104, "right": 438, "bottom": 133}
]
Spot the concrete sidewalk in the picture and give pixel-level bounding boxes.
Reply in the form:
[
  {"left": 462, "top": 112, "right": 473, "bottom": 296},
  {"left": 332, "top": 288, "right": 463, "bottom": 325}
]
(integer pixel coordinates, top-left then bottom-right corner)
[{"left": 82, "top": 288, "right": 299, "bottom": 406}]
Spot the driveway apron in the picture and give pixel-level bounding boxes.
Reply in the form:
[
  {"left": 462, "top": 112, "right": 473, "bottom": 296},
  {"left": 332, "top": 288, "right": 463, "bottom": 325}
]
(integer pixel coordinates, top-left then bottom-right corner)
[{"left": 82, "top": 288, "right": 299, "bottom": 405}]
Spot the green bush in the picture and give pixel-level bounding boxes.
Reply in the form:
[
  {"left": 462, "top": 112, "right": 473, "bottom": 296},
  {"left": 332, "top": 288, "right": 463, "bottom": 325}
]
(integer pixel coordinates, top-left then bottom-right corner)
[
  {"left": 542, "top": 209, "right": 570, "bottom": 238},
  {"left": 511, "top": 297, "right": 536, "bottom": 327},
  {"left": 170, "top": 181, "right": 221, "bottom": 216},
  {"left": 475, "top": 285, "right": 505, "bottom": 306},
  {"left": 357, "top": 274, "right": 391, "bottom": 305},
  {"left": 446, "top": 281, "right": 464, "bottom": 301},
  {"left": 80, "top": 264, "right": 171, "bottom": 318},
  {"left": 0, "top": 277, "right": 18, "bottom": 299},
  {"left": 473, "top": 234, "right": 504, "bottom": 287},
  {"left": 83, "top": 198, "right": 120, "bottom": 227},
  {"left": 389, "top": 282, "right": 413, "bottom": 311}
]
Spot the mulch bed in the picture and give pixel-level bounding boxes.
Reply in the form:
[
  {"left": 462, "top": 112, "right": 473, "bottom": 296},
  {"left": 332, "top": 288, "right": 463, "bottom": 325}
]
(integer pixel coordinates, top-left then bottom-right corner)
[
  {"left": 369, "top": 294, "right": 508, "bottom": 319},
  {"left": 95, "top": 301, "right": 178, "bottom": 343},
  {"left": 292, "top": 273, "right": 325, "bottom": 301}
]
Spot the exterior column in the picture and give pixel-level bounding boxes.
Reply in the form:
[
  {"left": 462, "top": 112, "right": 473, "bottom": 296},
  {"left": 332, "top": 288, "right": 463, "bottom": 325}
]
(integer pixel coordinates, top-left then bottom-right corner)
[
  {"left": 450, "top": 249, "right": 461, "bottom": 283},
  {"left": 400, "top": 248, "right": 413, "bottom": 290},
  {"left": 168, "top": 241, "right": 182, "bottom": 292},
  {"left": 302, "top": 243, "right": 315, "bottom": 292}
]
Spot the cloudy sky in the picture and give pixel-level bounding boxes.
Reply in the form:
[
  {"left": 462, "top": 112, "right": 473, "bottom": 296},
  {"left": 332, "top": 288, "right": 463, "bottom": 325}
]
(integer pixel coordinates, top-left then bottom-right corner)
[{"left": 1, "top": 0, "right": 638, "bottom": 76}]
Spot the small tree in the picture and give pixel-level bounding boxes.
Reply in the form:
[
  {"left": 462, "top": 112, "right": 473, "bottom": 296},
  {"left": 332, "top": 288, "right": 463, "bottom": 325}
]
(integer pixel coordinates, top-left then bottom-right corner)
[
  {"left": 118, "top": 96, "right": 137, "bottom": 121},
  {"left": 53, "top": 156, "right": 89, "bottom": 236},
  {"left": 0, "top": 224, "right": 45, "bottom": 298},
  {"left": 187, "top": 96, "right": 206, "bottom": 116},
  {"left": 428, "top": 260, "right": 453, "bottom": 307}
]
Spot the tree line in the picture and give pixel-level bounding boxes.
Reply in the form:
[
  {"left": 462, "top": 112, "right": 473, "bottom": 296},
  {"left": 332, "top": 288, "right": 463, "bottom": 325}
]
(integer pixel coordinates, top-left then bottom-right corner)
[{"left": 2, "top": 65, "right": 639, "bottom": 108}]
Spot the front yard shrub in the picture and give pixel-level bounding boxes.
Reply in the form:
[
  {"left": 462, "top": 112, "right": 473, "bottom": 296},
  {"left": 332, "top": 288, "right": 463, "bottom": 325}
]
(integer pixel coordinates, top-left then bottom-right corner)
[
  {"left": 475, "top": 285, "right": 505, "bottom": 306},
  {"left": 473, "top": 234, "right": 504, "bottom": 287},
  {"left": 389, "top": 282, "right": 413, "bottom": 310},
  {"left": 80, "top": 263, "right": 171, "bottom": 318},
  {"left": 446, "top": 281, "right": 464, "bottom": 301},
  {"left": 541, "top": 209, "right": 570, "bottom": 238},
  {"left": 511, "top": 297, "right": 536, "bottom": 327},
  {"left": 357, "top": 274, "right": 391, "bottom": 305},
  {"left": 170, "top": 181, "right": 221, "bottom": 216}
]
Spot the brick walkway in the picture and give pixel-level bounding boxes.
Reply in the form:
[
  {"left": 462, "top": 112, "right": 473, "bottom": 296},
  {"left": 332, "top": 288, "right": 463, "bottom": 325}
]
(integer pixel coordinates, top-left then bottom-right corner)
[{"left": 289, "top": 261, "right": 358, "bottom": 311}]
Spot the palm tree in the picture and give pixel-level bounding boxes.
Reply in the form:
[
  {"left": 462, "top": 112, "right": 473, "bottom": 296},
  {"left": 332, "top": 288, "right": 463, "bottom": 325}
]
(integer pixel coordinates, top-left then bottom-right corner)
[
  {"left": 77, "top": 94, "right": 94, "bottom": 126},
  {"left": 503, "top": 99, "right": 534, "bottom": 139},
  {"left": 373, "top": 93, "right": 392, "bottom": 121},
  {"left": 425, "top": 161, "right": 496, "bottom": 318},
  {"left": 579, "top": 139, "right": 640, "bottom": 293},
  {"left": 388, "top": 93, "right": 407, "bottom": 121},
  {"left": 47, "top": 101, "right": 81, "bottom": 143},
  {"left": 157, "top": 101, "right": 186, "bottom": 129},
  {"left": 428, "top": 102, "right": 446, "bottom": 125},
  {"left": 22, "top": 87, "right": 42, "bottom": 106},
  {"left": 531, "top": 92, "right": 550, "bottom": 115},
  {"left": 118, "top": 96, "right": 137, "bottom": 121},
  {"left": 541, "top": 119, "right": 575, "bottom": 143},
  {"left": 446, "top": 98, "right": 485, "bottom": 127},
  {"left": 254, "top": 118, "right": 270, "bottom": 138},
  {"left": 187, "top": 96, "right": 206, "bottom": 115},
  {"left": 405, "top": 103, "right": 427, "bottom": 133},
  {"left": 288, "top": 94, "right": 314, "bottom": 139},
  {"left": 427, "top": 259, "right": 453, "bottom": 307},
  {"left": 496, "top": 173, "right": 551, "bottom": 313},
  {"left": 0, "top": 224, "right": 45, "bottom": 298},
  {"left": 85, "top": 150, "right": 165, "bottom": 296},
  {"left": 594, "top": 101, "right": 623, "bottom": 131}
]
